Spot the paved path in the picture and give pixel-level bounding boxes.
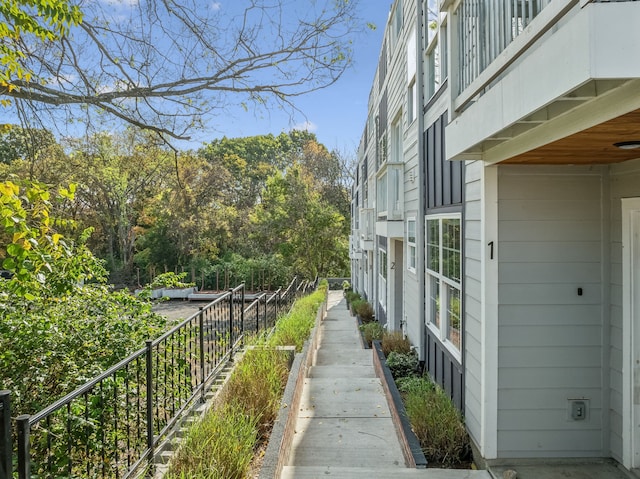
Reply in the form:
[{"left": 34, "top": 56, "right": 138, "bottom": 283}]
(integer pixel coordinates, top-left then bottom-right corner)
[{"left": 280, "top": 291, "right": 490, "bottom": 479}]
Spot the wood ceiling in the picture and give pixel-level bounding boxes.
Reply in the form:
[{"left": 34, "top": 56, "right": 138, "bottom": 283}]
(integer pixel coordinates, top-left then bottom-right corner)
[{"left": 502, "top": 109, "right": 640, "bottom": 165}]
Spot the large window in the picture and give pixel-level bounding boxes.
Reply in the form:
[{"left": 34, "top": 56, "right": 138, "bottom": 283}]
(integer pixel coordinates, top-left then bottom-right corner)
[
  {"left": 426, "top": 216, "right": 461, "bottom": 355},
  {"left": 407, "top": 218, "right": 416, "bottom": 272}
]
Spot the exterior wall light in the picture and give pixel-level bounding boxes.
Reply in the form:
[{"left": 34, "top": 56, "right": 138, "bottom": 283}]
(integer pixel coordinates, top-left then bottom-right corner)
[{"left": 614, "top": 141, "right": 640, "bottom": 150}]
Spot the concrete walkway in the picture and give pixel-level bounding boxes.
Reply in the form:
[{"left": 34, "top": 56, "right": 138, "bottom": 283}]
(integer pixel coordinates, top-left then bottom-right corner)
[{"left": 280, "top": 291, "right": 490, "bottom": 479}]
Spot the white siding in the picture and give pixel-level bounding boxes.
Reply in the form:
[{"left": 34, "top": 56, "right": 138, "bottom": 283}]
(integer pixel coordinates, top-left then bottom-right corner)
[
  {"left": 464, "top": 160, "right": 483, "bottom": 447},
  {"left": 497, "top": 165, "right": 604, "bottom": 458},
  {"left": 608, "top": 158, "right": 640, "bottom": 462}
]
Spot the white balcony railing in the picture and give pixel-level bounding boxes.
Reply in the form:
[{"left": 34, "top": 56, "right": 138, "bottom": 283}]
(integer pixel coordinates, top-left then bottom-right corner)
[{"left": 456, "top": 0, "right": 553, "bottom": 95}]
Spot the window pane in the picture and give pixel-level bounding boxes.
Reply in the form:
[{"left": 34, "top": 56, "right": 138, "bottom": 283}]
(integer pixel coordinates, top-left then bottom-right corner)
[
  {"left": 408, "top": 220, "right": 416, "bottom": 243},
  {"left": 442, "top": 218, "right": 460, "bottom": 282},
  {"left": 429, "top": 275, "right": 440, "bottom": 328},
  {"left": 447, "top": 285, "right": 461, "bottom": 350},
  {"left": 426, "top": 219, "right": 439, "bottom": 272}
]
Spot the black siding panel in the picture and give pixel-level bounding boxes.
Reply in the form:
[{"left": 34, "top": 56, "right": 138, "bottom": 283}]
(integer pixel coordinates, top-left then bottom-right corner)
[{"left": 425, "top": 329, "right": 464, "bottom": 412}]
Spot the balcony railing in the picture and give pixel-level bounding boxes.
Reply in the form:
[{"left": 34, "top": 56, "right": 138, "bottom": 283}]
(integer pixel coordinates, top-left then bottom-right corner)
[
  {"left": 376, "top": 163, "right": 403, "bottom": 221},
  {"left": 456, "top": 0, "right": 552, "bottom": 94}
]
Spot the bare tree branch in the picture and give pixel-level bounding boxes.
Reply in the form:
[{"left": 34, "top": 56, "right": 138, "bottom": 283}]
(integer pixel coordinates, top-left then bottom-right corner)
[{"left": 2, "top": 0, "right": 362, "bottom": 141}]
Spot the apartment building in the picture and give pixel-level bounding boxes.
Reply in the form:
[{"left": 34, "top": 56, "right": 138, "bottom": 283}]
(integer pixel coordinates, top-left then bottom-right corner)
[{"left": 351, "top": 0, "right": 640, "bottom": 471}]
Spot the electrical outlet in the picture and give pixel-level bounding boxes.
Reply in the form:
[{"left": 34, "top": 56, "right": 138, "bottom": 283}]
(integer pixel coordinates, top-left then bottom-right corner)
[{"left": 568, "top": 399, "right": 589, "bottom": 421}]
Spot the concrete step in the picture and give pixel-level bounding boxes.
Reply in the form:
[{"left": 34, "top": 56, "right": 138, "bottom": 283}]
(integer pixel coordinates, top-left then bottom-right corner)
[
  {"left": 313, "top": 349, "right": 372, "bottom": 367},
  {"left": 281, "top": 466, "right": 492, "bottom": 478},
  {"left": 288, "top": 417, "right": 405, "bottom": 468},
  {"left": 308, "top": 365, "right": 376, "bottom": 378},
  {"left": 298, "top": 377, "right": 391, "bottom": 418}
]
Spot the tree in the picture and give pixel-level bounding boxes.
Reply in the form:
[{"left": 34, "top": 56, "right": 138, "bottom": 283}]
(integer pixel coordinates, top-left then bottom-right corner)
[
  {"left": 0, "top": 0, "right": 82, "bottom": 90},
  {"left": 2, "top": 0, "right": 362, "bottom": 140}
]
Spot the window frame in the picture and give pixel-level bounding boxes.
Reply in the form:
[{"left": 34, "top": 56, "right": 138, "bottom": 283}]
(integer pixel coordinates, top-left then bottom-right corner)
[{"left": 425, "top": 213, "right": 462, "bottom": 361}]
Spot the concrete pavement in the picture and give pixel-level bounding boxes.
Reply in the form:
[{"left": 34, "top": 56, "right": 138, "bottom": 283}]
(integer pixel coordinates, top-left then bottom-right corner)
[{"left": 279, "top": 291, "right": 490, "bottom": 479}]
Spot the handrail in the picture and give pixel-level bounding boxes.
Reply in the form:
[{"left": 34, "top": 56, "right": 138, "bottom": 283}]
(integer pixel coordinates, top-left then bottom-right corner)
[{"left": 4, "top": 276, "right": 309, "bottom": 479}]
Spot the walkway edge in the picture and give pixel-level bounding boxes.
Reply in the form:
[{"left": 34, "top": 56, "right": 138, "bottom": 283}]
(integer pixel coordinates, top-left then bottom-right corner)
[{"left": 259, "top": 297, "right": 327, "bottom": 479}]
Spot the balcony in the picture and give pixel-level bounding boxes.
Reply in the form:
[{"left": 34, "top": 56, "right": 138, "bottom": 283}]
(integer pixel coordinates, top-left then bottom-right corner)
[
  {"left": 375, "top": 163, "right": 404, "bottom": 238},
  {"left": 446, "top": 1, "right": 640, "bottom": 165},
  {"left": 349, "top": 233, "right": 363, "bottom": 259}
]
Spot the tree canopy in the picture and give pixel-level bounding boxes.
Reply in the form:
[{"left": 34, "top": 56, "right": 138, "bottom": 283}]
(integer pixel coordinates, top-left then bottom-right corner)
[{"left": 1, "top": 0, "right": 362, "bottom": 140}]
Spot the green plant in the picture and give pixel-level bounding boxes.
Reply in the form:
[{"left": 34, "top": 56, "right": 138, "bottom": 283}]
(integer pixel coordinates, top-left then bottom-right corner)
[
  {"left": 149, "top": 271, "right": 195, "bottom": 289},
  {"left": 219, "top": 348, "right": 289, "bottom": 437},
  {"left": 359, "top": 321, "right": 383, "bottom": 347},
  {"left": 354, "top": 300, "right": 375, "bottom": 323},
  {"left": 382, "top": 330, "right": 411, "bottom": 356},
  {"left": 345, "top": 290, "right": 361, "bottom": 305},
  {"left": 385, "top": 350, "right": 419, "bottom": 379},
  {"left": 402, "top": 377, "right": 471, "bottom": 467},
  {"left": 165, "top": 402, "right": 258, "bottom": 479}
]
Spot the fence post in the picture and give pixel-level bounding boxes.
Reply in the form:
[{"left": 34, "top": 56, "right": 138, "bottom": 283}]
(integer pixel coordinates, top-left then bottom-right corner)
[
  {"left": 0, "top": 391, "right": 11, "bottom": 479},
  {"left": 199, "top": 307, "right": 205, "bottom": 403},
  {"left": 240, "top": 286, "right": 245, "bottom": 347},
  {"left": 16, "top": 415, "right": 29, "bottom": 479},
  {"left": 262, "top": 295, "right": 267, "bottom": 331},
  {"left": 145, "top": 340, "right": 155, "bottom": 475},
  {"left": 228, "top": 288, "right": 234, "bottom": 360}
]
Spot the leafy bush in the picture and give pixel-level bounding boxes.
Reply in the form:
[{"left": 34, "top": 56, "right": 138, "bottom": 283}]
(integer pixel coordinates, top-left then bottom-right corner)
[
  {"left": 402, "top": 377, "right": 471, "bottom": 467},
  {"left": 359, "top": 321, "right": 383, "bottom": 347},
  {"left": 149, "top": 271, "right": 195, "bottom": 289},
  {"left": 385, "top": 350, "right": 419, "bottom": 379},
  {"left": 345, "top": 290, "right": 361, "bottom": 305},
  {"left": 382, "top": 330, "right": 412, "bottom": 356},
  {"left": 395, "top": 375, "right": 434, "bottom": 395}
]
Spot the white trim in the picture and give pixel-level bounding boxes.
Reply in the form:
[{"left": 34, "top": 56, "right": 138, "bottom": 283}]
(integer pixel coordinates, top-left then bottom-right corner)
[
  {"left": 622, "top": 197, "right": 640, "bottom": 469},
  {"left": 480, "top": 164, "right": 499, "bottom": 459}
]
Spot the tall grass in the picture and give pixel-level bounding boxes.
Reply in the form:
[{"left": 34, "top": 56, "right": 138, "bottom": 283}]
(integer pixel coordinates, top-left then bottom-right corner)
[{"left": 165, "top": 281, "right": 327, "bottom": 478}]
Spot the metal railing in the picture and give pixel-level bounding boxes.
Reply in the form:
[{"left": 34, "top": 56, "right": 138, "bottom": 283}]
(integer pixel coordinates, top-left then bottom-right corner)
[{"left": 1, "top": 276, "right": 311, "bottom": 479}]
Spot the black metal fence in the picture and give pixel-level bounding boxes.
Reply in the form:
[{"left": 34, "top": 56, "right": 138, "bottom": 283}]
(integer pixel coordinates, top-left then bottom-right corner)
[{"left": 0, "top": 276, "right": 315, "bottom": 479}]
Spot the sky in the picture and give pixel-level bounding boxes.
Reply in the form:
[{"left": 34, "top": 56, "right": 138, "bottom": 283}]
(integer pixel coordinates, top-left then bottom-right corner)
[
  {"left": 0, "top": 0, "right": 392, "bottom": 156},
  {"left": 199, "top": 0, "right": 392, "bottom": 156}
]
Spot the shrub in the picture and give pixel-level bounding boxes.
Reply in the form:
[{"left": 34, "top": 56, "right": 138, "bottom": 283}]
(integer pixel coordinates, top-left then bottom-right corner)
[
  {"left": 345, "top": 290, "right": 361, "bottom": 305},
  {"left": 359, "top": 321, "right": 383, "bottom": 347},
  {"left": 402, "top": 377, "right": 471, "bottom": 467},
  {"left": 382, "top": 330, "right": 412, "bottom": 356},
  {"left": 354, "top": 300, "right": 375, "bottom": 323},
  {"left": 395, "top": 375, "right": 434, "bottom": 395},
  {"left": 385, "top": 350, "right": 419, "bottom": 379}
]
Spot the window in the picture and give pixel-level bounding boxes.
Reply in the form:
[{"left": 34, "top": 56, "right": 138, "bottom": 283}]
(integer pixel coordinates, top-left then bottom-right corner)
[
  {"left": 379, "top": 248, "right": 387, "bottom": 311},
  {"left": 408, "top": 78, "right": 417, "bottom": 124},
  {"left": 407, "top": 218, "right": 416, "bottom": 272},
  {"left": 441, "top": 24, "right": 448, "bottom": 82},
  {"left": 392, "top": 0, "right": 403, "bottom": 44},
  {"left": 426, "top": 216, "right": 462, "bottom": 354},
  {"left": 377, "top": 171, "right": 388, "bottom": 215},
  {"left": 426, "top": 40, "right": 440, "bottom": 99},
  {"left": 391, "top": 115, "right": 402, "bottom": 163}
]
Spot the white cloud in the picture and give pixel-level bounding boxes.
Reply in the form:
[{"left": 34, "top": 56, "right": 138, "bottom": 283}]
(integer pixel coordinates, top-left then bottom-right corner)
[
  {"left": 292, "top": 121, "right": 317, "bottom": 132},
  {"left": 211, "top": 2, "right": 221, "bottom": 11}
]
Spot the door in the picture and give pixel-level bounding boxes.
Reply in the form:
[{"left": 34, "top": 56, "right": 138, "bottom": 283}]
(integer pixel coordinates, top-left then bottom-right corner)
[{"left": 622, "top": 198, "right": 640, "bottom": 469}]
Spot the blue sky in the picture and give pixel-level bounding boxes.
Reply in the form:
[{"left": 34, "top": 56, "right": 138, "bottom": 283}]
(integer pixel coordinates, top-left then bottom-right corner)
[{"left": 187, "top": 0, "right": 391, "bottom": 155}]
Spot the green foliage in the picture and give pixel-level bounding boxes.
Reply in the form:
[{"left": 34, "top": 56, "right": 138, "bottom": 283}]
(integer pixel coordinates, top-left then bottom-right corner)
[
  {"left": 268, "top": 284, "right": 327, "bottom": 352},
  {"left": 219, "top": 348, "right": 289, "bottom": 437},
  {"left": 0, "top": 180, "right": 167, "bottom": 415},
  {"left": 401, "top": 377, "right": 471, "bottom": 467},
  {"left": 381, "top": 330, "right": 412, "bottom": 356},
  {"left": 165, "top": 403, "right": 259, "bottom": 479},
  {"left": 149, "top": 272, "right": 195, "bottom": 289},
  {"left": 353, "top": 300, "right": 375, "bottom": 323},
  {"left": 385, "top": 350, "right": 419, "bottom": 380},
  {"left": 359, "top": 321, "right": 383, "bottom": 347},
  {"left": 0, "top": 0, "right": 82, "bottom": 89},
  {"left": 345, "top": 290, "right": 361, "bottom": 304}
]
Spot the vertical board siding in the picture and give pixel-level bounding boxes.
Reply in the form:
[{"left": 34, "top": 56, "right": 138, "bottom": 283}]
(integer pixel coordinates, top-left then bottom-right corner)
[
  {"left": 463, "top": 160, "right": 484, "bottom": 448},
  {"left": 608, "top": 159, "right": 640, "bottom": 462},
  {"left": 496, "top": 165, "right": 603, "bottom": 458}
]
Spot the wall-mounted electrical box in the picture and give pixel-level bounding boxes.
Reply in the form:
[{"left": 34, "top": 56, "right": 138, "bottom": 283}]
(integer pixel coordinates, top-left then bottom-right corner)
[{"left": 568, "top": 399, "right": 589, "bottom": 421}]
